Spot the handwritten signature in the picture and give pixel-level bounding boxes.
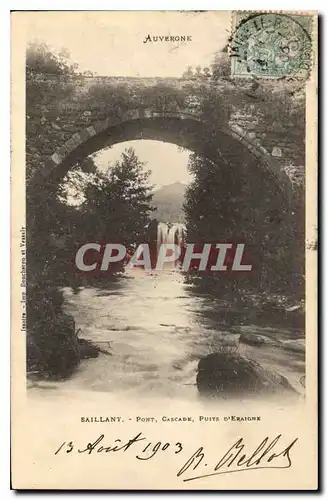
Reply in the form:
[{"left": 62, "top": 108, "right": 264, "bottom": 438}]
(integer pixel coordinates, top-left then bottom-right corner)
[{"left": 55, "top": 433, "right": 298, "bottom": 482}]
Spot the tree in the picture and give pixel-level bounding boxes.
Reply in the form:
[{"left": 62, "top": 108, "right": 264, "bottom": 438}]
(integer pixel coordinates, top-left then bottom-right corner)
[
  {"left": 210, "top": 45, "right": 230, "bottom": 79},
  {"left": 80, "top": 147, "right": 154, "bottom": 247},
  {"left": 182, "top": 65, "right": 194, "bottom": 79},
  {"left": 26, "top": 43, "right": 83, "bottom": 377},
  {"left": 182, "top": 47, "right": 305, "bottom": 301}
]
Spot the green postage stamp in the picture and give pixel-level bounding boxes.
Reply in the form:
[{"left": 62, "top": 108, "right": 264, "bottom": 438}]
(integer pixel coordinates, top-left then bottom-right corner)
[{"left": 230, "top": 12, "right": 313, "bottom": 78}]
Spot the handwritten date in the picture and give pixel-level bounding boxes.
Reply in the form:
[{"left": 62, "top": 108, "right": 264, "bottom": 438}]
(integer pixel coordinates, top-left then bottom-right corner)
[
  {"left": 55, "top": 432, "right": 183, "bottom": 461},
  {"left": 55, "top": 433, "right": 298, "bottom": 482}
]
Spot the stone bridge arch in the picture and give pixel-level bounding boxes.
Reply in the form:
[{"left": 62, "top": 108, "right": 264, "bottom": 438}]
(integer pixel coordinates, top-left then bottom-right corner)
[{"left": 37, "top": 107, "right": 294, "bottom": 200}]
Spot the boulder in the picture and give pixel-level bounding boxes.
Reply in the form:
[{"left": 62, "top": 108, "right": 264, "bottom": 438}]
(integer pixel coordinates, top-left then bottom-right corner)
[
  {"left": 281, "top": 339, "right": 305, "bottom": 354},
  {"left": 239, "top": 331, "right": 275, "bottom": 347},
  {"left": 196, "top": 352, "right": 296, "bottom": 398},
  {"left": 78, "top": 338, "right": 100, "bottom": 359}
]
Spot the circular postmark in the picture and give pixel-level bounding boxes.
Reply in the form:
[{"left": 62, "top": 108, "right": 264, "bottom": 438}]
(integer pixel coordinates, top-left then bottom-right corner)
[{"left": 230, "top": 13, "right": 312, "bottom": 79}]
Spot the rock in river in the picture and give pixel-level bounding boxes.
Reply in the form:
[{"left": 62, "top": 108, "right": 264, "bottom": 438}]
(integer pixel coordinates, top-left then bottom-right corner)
[
  {"left": 239, "top": 331, "right": 275, "bottom": 347},
  {"left": 196, "top": 352, "right": 297, "bottom": 398},
  {"left": 78, "top": 338, "right": 99, "bottom": 359}
]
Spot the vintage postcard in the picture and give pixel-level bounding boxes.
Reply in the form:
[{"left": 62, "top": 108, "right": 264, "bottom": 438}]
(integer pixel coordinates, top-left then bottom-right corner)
[{"left": 11, "top": 10, "right": 318, "bottom": 490}]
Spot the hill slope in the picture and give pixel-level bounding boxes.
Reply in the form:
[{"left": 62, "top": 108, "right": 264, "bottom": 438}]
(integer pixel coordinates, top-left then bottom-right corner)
[{"left": 151, "top": 182, "right": 187, "bottom": 223}]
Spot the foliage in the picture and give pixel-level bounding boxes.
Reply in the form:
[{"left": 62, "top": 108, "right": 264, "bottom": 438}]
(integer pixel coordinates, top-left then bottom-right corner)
[
  {"left": 26, "top": 42, "right": 78, "bottom": 183},
  {"left": 25, "top": 41, "right": 306, "bottom": 375},
  {"left": 25, "top": 44, "right": 155, "bottom": 377},
  {"left": 74, "top": 147, "right": 154, "bottom": 246},
  {"left": 182, "top": 48, "right": 305, "bottom": 299},
  {"left": 182, "top": 47, "right": 306, "bottom": 164}
]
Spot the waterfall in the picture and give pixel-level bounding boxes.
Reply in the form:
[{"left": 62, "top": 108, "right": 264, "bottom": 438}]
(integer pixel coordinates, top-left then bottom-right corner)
[
  {"left": 157, "top": 223, "right": 185, "bottom": 247},
  {"left": 156, "top": 222, "right": 186, "bottom": 269},
  {"left": 157, "top": 223, "right": 169, "bottom": 248}
]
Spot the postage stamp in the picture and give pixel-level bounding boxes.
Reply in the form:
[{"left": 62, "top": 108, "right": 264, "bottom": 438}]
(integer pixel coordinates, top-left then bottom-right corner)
[{"left": 230, "top": 12, "right": 313, "bottom": 79}]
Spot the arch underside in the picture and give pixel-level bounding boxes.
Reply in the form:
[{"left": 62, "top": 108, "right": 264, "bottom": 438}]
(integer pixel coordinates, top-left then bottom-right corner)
[
  {"left": 45, "top": 118, "right": 203, "bottom": 181},
  {"left": 41, "top": 115, "right": 293, "bottom": 201},
  {"left": 58, "top": 117, "right": 205, "bottom": 178}
]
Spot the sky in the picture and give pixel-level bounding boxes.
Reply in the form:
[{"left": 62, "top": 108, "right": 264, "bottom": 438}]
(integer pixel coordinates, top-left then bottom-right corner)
[
  {"left": 22, "top": 11, "right": 230, "bottom": 77},
  {"left": 94, "top": 140, "right": 192, "bottom": 187}
]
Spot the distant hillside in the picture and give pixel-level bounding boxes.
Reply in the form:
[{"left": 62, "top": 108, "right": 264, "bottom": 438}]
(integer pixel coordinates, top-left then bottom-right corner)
[{"left": 151, "top": 182, "right": 187, "bottom": 223}]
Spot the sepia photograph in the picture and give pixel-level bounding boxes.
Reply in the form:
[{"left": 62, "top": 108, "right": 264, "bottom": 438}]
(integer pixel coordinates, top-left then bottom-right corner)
[{"left": 11, "top": 10, "right": 318, "bottom": 490}]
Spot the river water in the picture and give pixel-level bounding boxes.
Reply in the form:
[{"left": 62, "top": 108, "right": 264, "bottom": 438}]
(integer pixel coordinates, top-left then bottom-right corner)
[{"left": 57, "top": 268, "right": 305, "bottom": 401}]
